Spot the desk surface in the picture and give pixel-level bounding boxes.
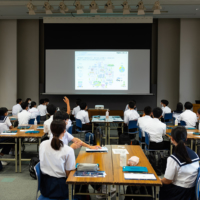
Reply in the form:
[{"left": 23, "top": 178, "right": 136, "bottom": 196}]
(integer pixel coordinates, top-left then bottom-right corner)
[
  {"left": 66, "top": 145, "right": 113, "bottom": 185},
  {"left": 112, "top": 145, "right": 162, "bottom": 186}
]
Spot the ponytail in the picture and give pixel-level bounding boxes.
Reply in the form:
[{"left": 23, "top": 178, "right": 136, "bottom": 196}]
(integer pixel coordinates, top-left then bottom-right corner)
[{"left": 51, "top": 137, "right": 63, "bottom": 150}]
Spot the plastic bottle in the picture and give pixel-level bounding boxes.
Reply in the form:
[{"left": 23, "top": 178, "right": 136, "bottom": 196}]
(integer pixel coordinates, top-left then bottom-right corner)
[
  {"left": 175, "top": 118, "right": 178, "bottom": 126},
  {"left": 34, "top": 118, "right": 37, "bottom": 130},
  {"left": 120, "top": 150, "right": 127, "bottom": 167},
  {"left": 106, "top": 109, "right": 109, "bottom": 120}
]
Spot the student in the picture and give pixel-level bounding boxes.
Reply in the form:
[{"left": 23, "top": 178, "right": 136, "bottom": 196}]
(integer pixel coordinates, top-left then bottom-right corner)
[
  {"left": 0, "top": 107, "right": 14, "bottom": 166},
  {"left": 44, "top": 98, "right": 49, "bottom": 106},
  {"left": 37, "top": 99, "right": 47, "bottom": 123},
  {"left": 12, "top": 98, "right": 23, "bottom": 115},
  {"left": 143, "top": 107, "right": 166, "bottom": 150},
  {"left": 173, "top": 102, "right": 183, "bottom": 123},
  {"left": 179, "top": 102, "right": 197, "bottom": 127},
  {"left": 76, "top": 102, "right": 92, "bottom": 132},
  {"left": 159, "top": 126, "right": 199, "bottom": 200},
  {"left": 18, "top": 102, "right": 31, "bottom": 126},
  {"left": 25, "top": 98, "right": 31, "bottom": 109},
  {"left": 71, "top": 98, "right": 81, "bottom": 120},
  {"left": 125, "top": 100, "right": 137, "bottom": 111},
  {"left": 28, "top": 101, "right": 40, "bottom": 119},
  {"left": 63, "top": 96, "right": 71, "bottom": 115},
  {"left": 161, "top": 99, "right": 171, "bottom": 118},
  {"left": 197, "top": 108, "right": 200, "bottom": 121},
  {"left": 39, "top": 120, "right": 82, "bottom": 200}
]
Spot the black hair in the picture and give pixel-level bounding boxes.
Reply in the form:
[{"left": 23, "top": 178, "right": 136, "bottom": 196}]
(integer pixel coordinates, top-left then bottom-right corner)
[
  {"left": 30, "top": 101, "right": 36, "bottom": 109},
  {"left": 25, "top": 98, "right": 31, "bottom": 103},
  {"left": 50, "top": 120, "right": 65, "bottom": 150},
  {"left": 184, "top": 102, "right": 193, "bottom": 110},
  {"left": 47, "top": 104, "right": 56, "bottom": 115},
  {"left": 80, "top": 102, "right": 87, "bottom": 110},
  {"left": 153, "top": 107, "right": 162, "bottom": 118},
  {"left": 39, "top": 99, "right": 45, "bottom": 104},
  {"left": 76, "top": 98, "right": 81, "bottom": 106},
  {"left": 44, "top": 98, "right": 49, "bottom": 103},
  {"left": 0, "top": 107, "right": 8, "bottom": 116},
  {"left": 21, "top": 102, "right": 28, "bottom": 110},
  {"left": 129, "top": 101, "right": 135, "bottom": 109},
  {"left": 171, "top": 126, "right": 192, "bottom": 164},
  {"left": 161, "top": 99, "right": 169, "bottom": 106},
  {"left": 175, "top": 102, "right": 183, "bottom": 112},
  {"left": 197, "top": 108, "right": 200, "bottom": 115},
  {"left": 53, "top": 111, "right": 69, "bottom": 121},
  {"left": 16, "top": 98, "right": 22, "bottom": 104},
  {"left": 144, "top": 106, "right": 152, "bottom": 115}
]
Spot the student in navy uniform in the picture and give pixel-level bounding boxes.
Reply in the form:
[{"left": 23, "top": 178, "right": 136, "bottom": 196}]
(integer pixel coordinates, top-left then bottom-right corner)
[{"left": 159, "top": 126, "right": 199, "bottom": 200}]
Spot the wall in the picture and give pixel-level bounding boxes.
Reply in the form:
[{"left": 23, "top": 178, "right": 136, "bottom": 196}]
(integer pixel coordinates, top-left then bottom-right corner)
[
  {"left": 179, "top": 19, "right": 200, "bottom": 104},
  {"left": 157, "top": 19, "right": 180, "bottom": 110},
  {"left": 17, "top": 20, "right": 39, "bottom": 103},
  {"left": 0, "top": 20, "right": 17, "bottom": 109}
]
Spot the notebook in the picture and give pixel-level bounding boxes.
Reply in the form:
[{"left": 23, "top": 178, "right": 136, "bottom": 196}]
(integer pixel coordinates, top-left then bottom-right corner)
[
  {"left": 123, "top": 166, "right": 148, "bottom": 173},
  {"left": 25, "top": 131, "right": 40, "bottom": 134},
  {"left": 86, "top": 147, "right": 108, "bottom": 152},
  {"left": 124, "top": 173, "right": 156, "bottom": 180},
  {"left": 37, "top": 126, "right": 44, "bottom": 129}
]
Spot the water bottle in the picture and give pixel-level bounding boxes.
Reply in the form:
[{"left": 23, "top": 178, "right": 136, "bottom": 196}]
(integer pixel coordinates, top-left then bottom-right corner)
[
  {"left": 106, "top": 109, "right": 109, "bottom": 120},
  {"left": 34, "top": 118, "right": 37, "bottom": 130},
  {"left": 175, "top": 118, "right": 178, "bottom": 126},
  {"left": 120, "top": 150, "right": 127, "bottom": 167}
]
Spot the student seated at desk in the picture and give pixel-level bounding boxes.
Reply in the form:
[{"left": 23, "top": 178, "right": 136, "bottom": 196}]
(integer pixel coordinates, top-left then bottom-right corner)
[
  {"left": 179, "top": 102, "right": 197, "bottom": 127},
  {"left": 25, "top": 98, "right": 31, "bottom": 110},
  {"left": 12, "top": 98, "right": 22, "bottom": 115},
  {"left": 71, "top": 98, "right": 81, "bottom": 121},
  {"left": 39, "top": 120, "right": 83, "bottom": 200},
  {"left": 28, "top": 101, "right": 40, "bottom": 119},
  {"left": 76, "top": 102, "right": 92, "bottom": 132},
  {"left": 143, "top": 107, "right": 166, "bottom": 150},
  {"left": 18, "top": 102, "right": 31, "bottom": 126},
  {"left": 161, "top": 99, "right": 171, "bottom": 121},
  {"left": 125, "top": 100, "right": 137, "bottom": 111},
  {"left": 37, "top": 99, "right": 47, "bottom": 123},
  {"left": 159, "top": 126, "right": 199, "bottom": 200},
  {"left": 173, "top": 102, "right": 183, "bottom": 123}
]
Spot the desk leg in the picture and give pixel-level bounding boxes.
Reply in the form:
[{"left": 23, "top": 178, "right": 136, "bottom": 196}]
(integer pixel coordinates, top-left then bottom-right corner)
[
  {"left": 122, "top": 123, "right": 124, "bottom": 134},
  {"left": 155, "top": 186, "right": 159, "bottom": 200},
  {"left": 191, "top": 139, "right": 194, "bottom": 150},
  {"left": 195, "top": 140, "right": 198, "bottom": 153},
  {"left": 19, "top": 138, "right": 21, "bottom": 173},
  {"left": 108, "top": 123, "right": 110, "bottom": 145},
  {"left": 15, "top": 138, "right": 17, "bottom": 173},
  {"left": 116, "top": 185, "right": 120, "bottom": 200},
  {"left": 105, "top": 123, "right": 107, "bottom": 145},
  {"left": 92, "top": 123, "right": 94, "bottom": 133},
  {"left": 68, "top": 184, "right": 72, "bottom": 200},
  {"left": 107, "top": 185, "right": 111, "bottom": 200}
]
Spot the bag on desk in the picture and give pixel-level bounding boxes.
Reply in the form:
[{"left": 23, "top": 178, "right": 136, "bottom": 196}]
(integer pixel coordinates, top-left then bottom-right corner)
[
  {"left": 77, "top": 163, "right": 99, "bottom": 171},
  {"left": 29, "top": 156, "right": 39, "bottom": 179},
  {"left": 118, "top": 133, "right": 131, "bottom": 145},
  {"left": 85, "top": 132, "right": 94, "bottom": 145}
]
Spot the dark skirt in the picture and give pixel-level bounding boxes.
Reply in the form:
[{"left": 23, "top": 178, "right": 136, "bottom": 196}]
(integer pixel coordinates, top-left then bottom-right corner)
[
  {"left": 159, "top": 184, "right": 196, "bottom": 200},
  {"left": 149, "top": 141, "right": 164, "bottom": 150}
]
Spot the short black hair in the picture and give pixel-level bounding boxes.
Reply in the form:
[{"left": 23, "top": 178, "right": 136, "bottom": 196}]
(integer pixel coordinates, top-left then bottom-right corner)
[
  {"left": 53, "top": 111, "right": 69, "bottom": 121},
  {"left": 47, "top": 104, "right": 56, "bottom": 115},
  {"left": 39, "top": 99, "right": 45, "bottom": 104},
  {"left": 184, "top": 102, "right": 193, "bottom": 110},
  {"left": 176, "top": 102, "right": 183, "bottom": 112},
  {"left": 80, "top": 102, "right": 87, "bottom": 110},
  {"left": 30, "top": 101, "right": 36, "bottom": 109},
  {"left": 144, "top": 106, "right": 152, "bottom": 115},
  {"left": 25, "top": 98, "right": 31, "bottom": 103},
  {"left": 16, "top": 98, "right": 22, "bottom": 104},
  {"left": 129, "top": 101, "right": 135, "bottom": 109},
  {"left": 21, "top": 102, "right": 28, "bottom": 110},
  {"left": 76, "top": 98, "right": 81, "bottom": 106},
  {"left": 0, "top": 107, "right": 8, "bottom": 116},
  {"left": 161, "top": 99, "right": 169, "bottom": 106},
  {"left": 153, "top": 107, "right": 162, "bottom": 118},
  {"left": 44, "top": 98, "right": 49, "bottom": 103}
]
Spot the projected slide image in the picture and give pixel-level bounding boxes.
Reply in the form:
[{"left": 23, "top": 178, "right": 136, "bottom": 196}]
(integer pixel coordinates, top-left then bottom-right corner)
[{"left": 75, "top": 51, "right": 128, "bottom": 90}]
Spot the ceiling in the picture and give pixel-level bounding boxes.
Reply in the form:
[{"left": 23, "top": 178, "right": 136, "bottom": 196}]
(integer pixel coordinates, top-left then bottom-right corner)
[{"left": 0, "top": 0, "right": 200, "bottom": 19}]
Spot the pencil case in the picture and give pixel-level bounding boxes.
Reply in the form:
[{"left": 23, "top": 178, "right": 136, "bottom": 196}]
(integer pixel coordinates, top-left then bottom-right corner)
[
  {"left": 122, "top": 166, "right": 148, "bottom": 173},
  {"left": 76, "top": 163, "right": 99, "bottom": 171},
  {"left": 193, "top": 132, "right": 200, "bottom": 135},
  {"left": 18, "top": 126, "right": 30, "bottom": 129},
  {"left": 25, "top": 131, "right": 40, "bottom": 134},
  {"left": 186, "top": 127, "right": 196, "bottom": 130}
]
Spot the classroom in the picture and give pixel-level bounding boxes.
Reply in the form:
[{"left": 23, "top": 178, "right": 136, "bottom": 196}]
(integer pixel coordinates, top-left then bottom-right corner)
[{"left": 0, "top": 1, "right": 200, "bottom": 200}]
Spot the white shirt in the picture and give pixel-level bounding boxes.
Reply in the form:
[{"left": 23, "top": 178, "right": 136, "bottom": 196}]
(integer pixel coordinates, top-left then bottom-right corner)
[
  {"left": 18, "top": 110, "right": 31, "bottom": 126},
  {"left": 137, "top": 115, "right": 153, "bottom": 137},
  {"left": 50, "top": 131, "right": 74, "bottom": 146},
  {"left": 179, "top": 110, "right": 197, "bottom": 127},
  {"left": 143, "top": 118, "right": 166, "bottom": 143},
  {"left": 66, "top": 119, "right": 72, "bottom": 131},
  {"left": 37, "top": 104, "right": 47, "bottom": 116},
  {"left": 76, "top": 110, "right": 90, "bottom": 124},
  {"left": 164, "top": 156, "right": 199, "bottom": 188},
  {"left": 28, "top": 107, "right": 40, "bottom": 119},
  {"left": 72, "top": 106, "right": 80, "bottom": 118},
  {"left": 162, "top": 106, "right": 171, "bottom": 117},
  {"left": 12, "top": 104, "right": 22, "bottom": 115},
  {"left": 124, "top": 109, "right": 140, "bottom": 125},
  {"left": 0, "top": 117, "right": 12, "bottom": 133},
  {"left": 39, "top": 140, "right": 75, "bottom": 178}
]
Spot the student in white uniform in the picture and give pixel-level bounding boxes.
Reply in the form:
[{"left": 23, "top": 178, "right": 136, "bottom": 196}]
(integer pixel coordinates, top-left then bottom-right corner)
[
  {"left": 76, "top": 102, "right": 92, "bottom": 132},
  {"left": 12, "top": 98, "right": 23, "bottom": 115},
  {"left": 179, "top": 102, "right": 197, "bottom": 127},
  {"left": 173, "top": 102, "right": 183, "bottom": 123},
  {"left": 28, "top": 101, "right": 40, "bottom": 119},
  {"left": 159, "top": 126, "right": 199, "bottom": 200},
  {"left": 37, "top": 99, "right": 47, "bottom": 123},
  {"left": 124, "top": 100, "right": 137, "bottom": 111},
  {"left": 18, "top": 102, "right": 31, "bottom": 126},
  {"left": 39, "top": 120, "right": 83, "bottom": 200},
  {"left": 25, "top": 98, "right": 32, "bottom": 110},
  {"left": 0, "top": 107, "right": 14, "bottom": 166},
  {"left": 71, "top": 98, "right": 81, "bottom": 121},
  {"left": 161, "top": 99, "right": 171, "bottom": 121},
  {"left": 44, "top": 98, "right": 49, "bottom": 106}
]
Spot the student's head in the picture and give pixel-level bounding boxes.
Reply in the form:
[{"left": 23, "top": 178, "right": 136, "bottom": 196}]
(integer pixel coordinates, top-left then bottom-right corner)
[
  {"left": 44, "top": 98, "right": 49, "bottom": 105},
  {"left": 153, "top": 107, "right": 162, "bottom": 118},
  {"left": 21, "top": 102, "right": 28, "bottom": 110},
  {"left": 50, "top": 120, "right": 65, "bottom": 151},
  {"left": 171, "top": 126, "right": 192, "bottom": 164},
  {"left": 53, "top": 111, "right": 69, "bottom": 121},
  {"left": 76, "top": 98, "right": 81, "bottom": 106},
  {"left": 184, "top": 102, "right": 193, "bottom": 110},
  {"left": 39, "top": 99, "right": 45, "bottom": 105},
  {"left": 25, "top": 98, "right": 31, "bottom": 104},
  {"left": 30, "top": 101, "right": 36, "bottom": 109},
  {"left": 80, "top": 102, "right": 87, "bottom": 110},
  {"left": 176, "top": 102, "right": 183, "bottom": 112},
  {"left": 16, "top": 98, "right": 22, "bottom": 104},
  {"left": 128, "top": 101, "right": 135, "bottom": 109},
  {"left": 144, "top": 106, "right": 152, "bottom": 115},
  {"left": 0, "top": 107, "right": 8, "bottom": 116},
  {"left": 161, "top": 99, "right": 169, "bottom": 107},
  {"left": 47, "top": 104, "right": 56, "bottom": 116}
]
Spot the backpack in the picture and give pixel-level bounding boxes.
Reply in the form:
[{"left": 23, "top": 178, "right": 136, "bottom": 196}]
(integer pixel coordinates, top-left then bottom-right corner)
[
  {"left": 118, "top": 133, "right": 131, "bottom": 145},
  {"left": 85, "top": 132, "right": 94, "bottom": 145},
  {"left": 29, "top": 156, "right": 39, "bottom": 179},
  {"left": 41, "top": 133, "right": 49, "bottom": 143},
  {"left": 0, "top": 161, "right": 2, "bottom": 171}
]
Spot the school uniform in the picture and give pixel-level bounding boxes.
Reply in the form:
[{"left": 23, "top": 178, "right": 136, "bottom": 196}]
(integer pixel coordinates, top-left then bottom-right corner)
[
  {"left": 162, "top": 106, "right": 171, "bottom": 117},
  {"left": 18, "top": 110, "right": 31, "bottom": 126},
  {"left": 72, "top": 106, "right": 80, "bottom": 118},
  {"left": 12, "top": 104, "right": 22, "bottom": 115},
  {"left": 37, "top": 104, "right": 47, "bottom": 122},
  {"left": 137, "top": 115, "right": 153, "bottom": 137},
  {"left": 124, "top": 109, "right": 140, "bottom": 125},
  {"left": 160, "top": 147, "right": 199, "bottom": 200},
  {"left": 76, "top": 110, "right": 92, "bottom": 132},
  {"left": 28, "top": 107, "right": 40, "bottom": 119},
  {"left": 50, "top": 131, "right": 74, "bottom": 146},
  {"left": 179, "top": 110, "right": 197, "bottom": 127}
]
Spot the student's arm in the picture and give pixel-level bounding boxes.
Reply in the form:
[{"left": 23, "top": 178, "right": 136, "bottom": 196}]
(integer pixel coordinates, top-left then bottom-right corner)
[
  {"left": 160, "top": 177, "right": 173, "bottom": 185},
  {"left": 6, "top": 118, "right": 13, "bottom": 129},
  {"left": 63, "top": 96, "right": 71, "bottom": 115},
  {"left": 65, "top": 170, "right": 72, "bottom": 177},
  {"left": 72, "top": 137, "right": 101, "bottom": 149}
]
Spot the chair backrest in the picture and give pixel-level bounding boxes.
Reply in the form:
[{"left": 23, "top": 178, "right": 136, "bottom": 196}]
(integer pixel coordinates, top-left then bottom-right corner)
[
  {"left": 145, "top": 132, "right": 150, "bottom": 147},
  {"left": 180, "top": 120, "right": 186, "bottom": 126},
  {"left": 29, "top": 118, "right": 35, "bottom": 124},
  {"left": 75, "top": 118, "right": 82, "bottom": 129},
  {"left": 34, "top": 162, "right": 41, "bottom": 193},
  {"left": 164, "top": 113, "right": 173, "bottom": 120},
  {"left": 68, "top": 125, "right": 73, "bottom": 134},
  {"left": 36, "top": 115, "right": 40, "bottom": 124},
  {"left": 138, "top": 127, "right": 142, "bottom": 140},
  {"left": 196, "top": 167, "right": 200, "bottom": 200},
  {"left": 128, "top": 120, "right": 138, "bottom": 130}
]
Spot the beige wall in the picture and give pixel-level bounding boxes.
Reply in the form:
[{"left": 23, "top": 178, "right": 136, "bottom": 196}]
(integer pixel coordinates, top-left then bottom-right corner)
[
  {"left": 17, "top": 20, "right": 39, "bottom": 103},
  {"left": 157, "top": 19, "right": 180, "bottom": 110},
  {"left": 0, "top": 20, "right": 17, "bottom": 109}
]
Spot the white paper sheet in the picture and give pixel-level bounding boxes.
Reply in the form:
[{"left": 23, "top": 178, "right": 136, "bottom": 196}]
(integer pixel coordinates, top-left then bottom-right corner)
[
  {"left": 124, "top": 173, "right": 156, "bottom": 180},
  {"left": 20, "top": 129, "right": 34, "bottom": 132},
  {"left": 86, "top": 147, "right": 108, "bottom": 152},
  {"left": 1, "top": 133, "right": 17, "bottom": 135},
  {"left": 112, "top": 149, "right": 129, "bottom": 154}
]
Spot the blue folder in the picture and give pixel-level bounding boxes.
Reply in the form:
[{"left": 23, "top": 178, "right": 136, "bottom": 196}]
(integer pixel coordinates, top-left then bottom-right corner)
[
  {"left": 193, "top": 132, "right": 200, "bottom": 135},
  {"left": 18, "top": 126, "right": 30, "bottom": 129},
  {"left": 122, "top": 166, "right": 148, "bottom": 173},
  {"left": 25, "top": 131, "right": 40, "bottom": 133},
  {"left": 187, "top": 127, "right": 196, "bottom": 130}
]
